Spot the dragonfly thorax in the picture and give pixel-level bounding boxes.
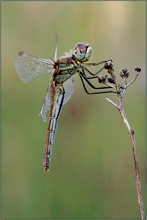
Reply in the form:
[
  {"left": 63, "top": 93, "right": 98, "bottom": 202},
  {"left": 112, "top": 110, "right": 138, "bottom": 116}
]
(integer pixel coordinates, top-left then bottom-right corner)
[{"left": 73, "top": 42, "right": 92, "bottom": 62}]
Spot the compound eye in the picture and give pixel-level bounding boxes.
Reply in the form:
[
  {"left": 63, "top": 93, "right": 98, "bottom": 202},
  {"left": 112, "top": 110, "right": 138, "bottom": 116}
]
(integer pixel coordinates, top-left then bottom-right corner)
[
  {"left": 75, "top": 43, "right": 86, "bottom": 52},
  {"left": 74, "top": 43, "right": 88, "bottom": 60}
]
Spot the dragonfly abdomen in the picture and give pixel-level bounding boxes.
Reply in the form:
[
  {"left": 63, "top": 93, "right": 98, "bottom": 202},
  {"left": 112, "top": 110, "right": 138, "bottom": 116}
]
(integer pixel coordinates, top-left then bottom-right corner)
[{"left": 44, "top": 86, "right": 65, "bottom": 172}]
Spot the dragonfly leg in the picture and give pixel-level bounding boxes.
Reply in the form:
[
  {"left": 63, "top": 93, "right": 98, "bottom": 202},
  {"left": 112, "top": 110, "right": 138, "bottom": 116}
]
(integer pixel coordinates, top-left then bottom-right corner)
[
  {"left": 82, "top": 65, "right": 105, "bottom": 76},
  {"left": 79, "top": 70, "right": 116, "bottom": 94},
  {"left": 83, "top": 59, "right": 112, "bottom": 76}
]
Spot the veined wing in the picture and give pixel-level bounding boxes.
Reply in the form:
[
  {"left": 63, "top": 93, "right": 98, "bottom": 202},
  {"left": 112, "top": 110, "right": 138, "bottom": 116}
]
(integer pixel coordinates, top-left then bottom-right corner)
[
  {"left": 40, "top": 77, "right": 74, "bottom": 122},
  {"left": 15, "top": 52, "right": 54, "bottom": 83},
  {"left": 63, "top": 77, "right": 74, "bottom": 105},
  {"left": 54, "top": 34, "right": 59, "bottom": 62}
]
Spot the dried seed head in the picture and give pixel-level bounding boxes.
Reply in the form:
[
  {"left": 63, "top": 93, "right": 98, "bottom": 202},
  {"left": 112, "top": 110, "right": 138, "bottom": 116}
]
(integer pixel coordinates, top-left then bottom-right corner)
[
  {"left": 135, "top": 67, "right": 141, "bottom": 73},
  {"left": 107, "top": 75, "right": 115, "bottom": 84},
  {"left": 104, "top": 60, "right": 113, "bottom": 69},
  {"left": 119, "top": 68, "right": 130, "bottom": 78},
  {"left": 98, "top": 74, "right": 107, "bottom": 83}
]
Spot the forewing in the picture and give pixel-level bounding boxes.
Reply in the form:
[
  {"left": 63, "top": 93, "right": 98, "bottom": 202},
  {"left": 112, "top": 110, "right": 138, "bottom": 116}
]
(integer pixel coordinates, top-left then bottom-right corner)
[
  {"left": 15, "top": 52, "right": 54, "bottom": 83},
  {"left": 54, "top": 34, "right": 59, "bottom": 62}
]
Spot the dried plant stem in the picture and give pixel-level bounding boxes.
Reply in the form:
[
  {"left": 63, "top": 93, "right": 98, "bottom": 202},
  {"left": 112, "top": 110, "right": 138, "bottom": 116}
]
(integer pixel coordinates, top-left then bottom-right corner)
[
  {"left": 106, "top": 97, "right": 145, "bottom": 219},
  {"left": 104, "top": 64, "right": 144, "bottom": 219}
]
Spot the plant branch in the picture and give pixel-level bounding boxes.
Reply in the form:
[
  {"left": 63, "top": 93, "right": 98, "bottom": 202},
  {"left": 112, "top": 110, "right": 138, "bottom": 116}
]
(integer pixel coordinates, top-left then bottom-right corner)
[{"left": 103, "top": 63, "right": 144, "bottom": 219}]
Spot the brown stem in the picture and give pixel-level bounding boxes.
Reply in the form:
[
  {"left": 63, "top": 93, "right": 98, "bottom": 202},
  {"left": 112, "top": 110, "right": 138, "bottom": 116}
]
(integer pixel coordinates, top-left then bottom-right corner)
[
  {"left": 105, "top": 64, "right": 145, "bottom": 219},
  {"left": 119, "top": 107, "right": 145, "bottom": 220}
]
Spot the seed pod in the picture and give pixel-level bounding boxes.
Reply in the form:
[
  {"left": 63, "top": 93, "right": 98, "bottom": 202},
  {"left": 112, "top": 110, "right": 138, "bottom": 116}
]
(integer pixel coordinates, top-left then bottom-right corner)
[
  {"left": 104, "top": 60, "right": 113, "bottom": 70},
  {"left": 107, "top": 75, "right": 115, "bottom": 84},
  {"left": 98, "top": 74, "right": 107, "bottom": 83},
  {"left": 134, "top": 67, "right": 141, "bottom": 73},
  {"left": 119, "top": 68, "right": 130, "bottom": 78}
]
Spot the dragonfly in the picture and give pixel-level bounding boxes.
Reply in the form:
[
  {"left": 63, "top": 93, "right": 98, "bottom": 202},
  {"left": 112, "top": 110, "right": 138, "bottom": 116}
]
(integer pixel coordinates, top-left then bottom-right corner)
[{"left": 15, "top": 36, "right": 115, "bottom": 172}]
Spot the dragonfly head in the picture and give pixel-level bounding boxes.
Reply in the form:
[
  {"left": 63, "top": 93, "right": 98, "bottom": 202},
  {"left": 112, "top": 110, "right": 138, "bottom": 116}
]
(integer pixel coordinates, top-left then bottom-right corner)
[{"left": 74, "top": 43, "right": 92, "bottom": 62}]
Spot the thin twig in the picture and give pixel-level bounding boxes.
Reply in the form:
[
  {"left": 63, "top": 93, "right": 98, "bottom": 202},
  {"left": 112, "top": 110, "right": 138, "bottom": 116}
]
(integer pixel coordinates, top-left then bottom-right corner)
[
  {"left": 104, "top": 63, "right": 144, "bottom": 219},
  {"left": 126, "top": 71, "right": 140, "bottom": 89},
  {"left": 118, "top": 105, "right": 144, "bottom": 220},
  {"left": 105, "top": 97, "right": 118, "bottom": 109}
]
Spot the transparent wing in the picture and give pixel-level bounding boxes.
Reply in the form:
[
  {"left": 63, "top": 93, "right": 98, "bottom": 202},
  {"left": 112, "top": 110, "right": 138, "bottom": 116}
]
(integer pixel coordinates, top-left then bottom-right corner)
[
  {"left": 63, "top": 77, "right": 74, "bottom": 105},
  {"left": 40, "top": 77, "right": 74, "bottom": 122},
  {"left": 54, "top": 34, "right": 59, "bottom": 62},
  {"left": 15, "top": 51, "right": 54, "bottom": 83},
  {"left": 40, "top": 83, "right": 51, "bottom": 122}
]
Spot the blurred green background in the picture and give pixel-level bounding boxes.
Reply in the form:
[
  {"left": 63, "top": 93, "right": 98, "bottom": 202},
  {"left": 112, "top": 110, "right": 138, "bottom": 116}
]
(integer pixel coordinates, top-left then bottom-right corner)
[{"left": 2, "top": 1, "right": 145, "bottom": 219}]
